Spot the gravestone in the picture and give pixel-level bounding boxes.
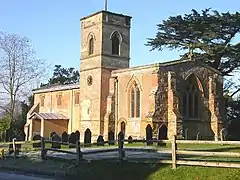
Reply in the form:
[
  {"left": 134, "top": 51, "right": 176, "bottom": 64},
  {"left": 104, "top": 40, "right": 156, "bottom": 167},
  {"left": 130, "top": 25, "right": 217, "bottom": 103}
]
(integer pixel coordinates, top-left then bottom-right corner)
[
  {"left": 158, "top": 124, "right": 168, "bottom": 146},
  {"left": 32, "top": 134, "right": 41, "bottom": 148},
  {"left": 50, "top": 132, "right": 56, "bottom": 139},
  {"left": 61, "top": 132, "right": 68, "bottom": 143},
  {"left": 118, "top": 131, "right": 125, "bottom": 158},
  {"left": 108, "top": 131, "right": 114, "bottom": 145},
  {"left": 118, "top": 132, "right": 124, "bottom": 141},
  {"left": 128, "top": 136, "right": 133, "bottom": 144},
  {"left": 146, "top": 124, "right": 153, "bottom": 145},
  {"left": 68, "top": 132, "right": 76, "bottom": 148},
  {"left": 84, "top": 129, "right": 92, "bottom": 147},
  {"left": 97, "top": 135, "right": 104, "bottom": 146},
  {"left": 75, "top": 130, "right": 80, "bottom": 141},
  {"left": 51, "top": 134, "right": 61, "bottom": 149}
]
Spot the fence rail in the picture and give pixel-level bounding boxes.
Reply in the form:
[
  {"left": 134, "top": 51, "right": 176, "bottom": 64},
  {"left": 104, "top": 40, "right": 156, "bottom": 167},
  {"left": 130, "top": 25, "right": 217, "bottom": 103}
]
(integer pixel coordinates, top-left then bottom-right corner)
[
  {"left": 1, "top": 134, "right": 240, "bottom": 169},
  {"left": 39, "top": 134, "right": 240, "bottom": 169}
]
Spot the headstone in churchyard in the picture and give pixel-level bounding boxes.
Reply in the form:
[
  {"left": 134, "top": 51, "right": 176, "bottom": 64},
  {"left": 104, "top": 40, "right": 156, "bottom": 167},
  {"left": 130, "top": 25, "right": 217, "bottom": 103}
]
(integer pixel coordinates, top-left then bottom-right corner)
[
  {"left": 68, "top": 132, "right": 76, "bottom": 148},
  {"left": 128, "top": 136, "right": 133, "bottom": 144},
  {"left": 146, "top": 124, "right": 153, "bottom": 145},
  {"left": 108, "top": 130, "right": 114, "bottom": 145},
  {"left": 75, "top": 130, "right": 80, "bottom": 141},
  {"left": 118, "top": 131, "right": 125, "bottom": 158},
  {"left": 84, "top": 129, "right": 92, "bottom": 147},
  {"left": 62, "top": 132, "right": 68, "bottom": 143},
  {"left": 97, "top": 135, "right": 104, "bottom": 146},
  {"left": 158, "top": 124, "right": 168, "bottom": 147},
  {"left": 118, "top": 132, "right": 124, "bottom": 143},
  {"left": 50, "top": 132, "right": 56, "bottom": 139},
  {"left": 32, "top": 134, "right": 41, "bottom": 148},
  {"left": 51, "top": 134, "right": 61, "bottom": 149}
]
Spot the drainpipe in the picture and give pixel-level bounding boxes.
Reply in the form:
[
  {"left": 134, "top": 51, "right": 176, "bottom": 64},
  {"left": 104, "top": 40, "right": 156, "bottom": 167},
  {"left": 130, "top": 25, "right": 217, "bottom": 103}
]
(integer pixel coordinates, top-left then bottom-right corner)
[
  {"left": 70, "top": 89, "right": 74, "bottom": 133},
  {"left": 114, "top": 77, "right": 119, "bottom": 140}
]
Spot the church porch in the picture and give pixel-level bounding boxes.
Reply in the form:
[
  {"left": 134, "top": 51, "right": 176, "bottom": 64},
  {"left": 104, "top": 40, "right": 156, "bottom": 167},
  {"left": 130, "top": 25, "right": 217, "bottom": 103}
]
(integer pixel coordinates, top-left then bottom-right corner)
[{"left": 26, "top": 112, "right": 69, "bottom": 140}]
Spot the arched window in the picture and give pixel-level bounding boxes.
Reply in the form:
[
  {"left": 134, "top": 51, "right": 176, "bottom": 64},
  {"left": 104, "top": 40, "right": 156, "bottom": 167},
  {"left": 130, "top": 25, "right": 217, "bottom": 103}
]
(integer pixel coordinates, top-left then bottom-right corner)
[
  {"left": 112, "top": 33, "right": 120, "bottom": 55},
  {"left": 181, "top": 75, "right": 202, "bottom": 119},
  {"left": 130, "top": 89, "right": 135, "bottom": 117},
  {"left": 89, "top": 37, "right": 94, "bottom": 55},
  {"left": 129, "top": 83, "right": 141, "bottom": 118},
  {"left": 136, "top": 87, "right": 140, "bottom": 117}
]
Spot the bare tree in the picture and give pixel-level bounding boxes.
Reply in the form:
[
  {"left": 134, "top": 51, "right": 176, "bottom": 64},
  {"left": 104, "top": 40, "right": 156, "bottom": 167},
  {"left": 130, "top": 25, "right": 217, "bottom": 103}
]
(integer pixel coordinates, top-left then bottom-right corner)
[{"left": 0, "top": 31, "right": 46, "bottom": 123}]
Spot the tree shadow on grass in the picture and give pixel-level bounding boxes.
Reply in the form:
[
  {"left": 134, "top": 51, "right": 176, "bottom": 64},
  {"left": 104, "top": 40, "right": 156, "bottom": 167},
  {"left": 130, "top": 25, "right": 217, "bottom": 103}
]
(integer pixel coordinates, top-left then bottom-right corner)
[
  {"left": 66, "top": 160, "right": 168, "bottom": 180},
  {"left": 1, "top": 156, "right": 168, "bottom": 180}
]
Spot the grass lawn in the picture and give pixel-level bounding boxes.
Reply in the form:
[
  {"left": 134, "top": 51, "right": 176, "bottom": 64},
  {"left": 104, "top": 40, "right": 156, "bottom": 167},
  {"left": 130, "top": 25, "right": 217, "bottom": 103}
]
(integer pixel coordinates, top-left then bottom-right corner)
[{"left": 0, "top": 157, "right": 240, "bottom": 180}]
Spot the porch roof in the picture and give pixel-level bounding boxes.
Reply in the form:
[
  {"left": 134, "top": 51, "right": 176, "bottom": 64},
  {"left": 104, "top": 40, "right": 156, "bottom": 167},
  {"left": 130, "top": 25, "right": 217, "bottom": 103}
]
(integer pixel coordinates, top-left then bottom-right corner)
[{"left": 29, "top": 112, "right": 69, "bottom": 120}]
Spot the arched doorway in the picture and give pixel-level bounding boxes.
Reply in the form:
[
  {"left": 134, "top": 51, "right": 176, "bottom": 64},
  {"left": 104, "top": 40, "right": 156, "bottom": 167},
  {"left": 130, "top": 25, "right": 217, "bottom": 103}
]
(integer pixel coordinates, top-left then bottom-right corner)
[{"left": 120, "top": 121, "right": 126, "bottom": 135}]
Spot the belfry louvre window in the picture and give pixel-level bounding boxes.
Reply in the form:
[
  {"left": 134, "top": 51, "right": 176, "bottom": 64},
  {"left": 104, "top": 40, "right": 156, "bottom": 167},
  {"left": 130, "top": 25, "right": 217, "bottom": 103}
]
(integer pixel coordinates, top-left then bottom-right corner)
[
  {"left": 130, "top": 84, "right": 141, "bottom": 118},
  {"left": 89, "top": 37, "right": 94, "bottom": 55},
  {"left": 112, "top": 33, "right": 120, "bottom": 55}
]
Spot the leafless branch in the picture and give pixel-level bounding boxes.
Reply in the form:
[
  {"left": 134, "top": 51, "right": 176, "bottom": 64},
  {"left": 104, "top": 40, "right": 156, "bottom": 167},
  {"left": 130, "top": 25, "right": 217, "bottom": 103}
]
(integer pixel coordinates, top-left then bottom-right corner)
[{"left": 0, "top": 31, "right": 47, "bottom": 121}]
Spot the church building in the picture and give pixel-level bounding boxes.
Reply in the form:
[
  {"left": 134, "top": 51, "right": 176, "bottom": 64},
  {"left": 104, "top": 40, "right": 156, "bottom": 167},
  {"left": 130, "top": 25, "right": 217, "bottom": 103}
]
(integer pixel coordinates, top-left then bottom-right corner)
[{"left": 24, "top": 9, "right": 224, "bottom": 142}]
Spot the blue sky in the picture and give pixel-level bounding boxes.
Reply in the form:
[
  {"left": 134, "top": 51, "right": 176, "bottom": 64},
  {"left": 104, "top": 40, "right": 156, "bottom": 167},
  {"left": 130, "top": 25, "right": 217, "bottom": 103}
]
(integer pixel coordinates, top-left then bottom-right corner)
[{"left": 1, "top": 0, "right": 240, "bottom": 76}]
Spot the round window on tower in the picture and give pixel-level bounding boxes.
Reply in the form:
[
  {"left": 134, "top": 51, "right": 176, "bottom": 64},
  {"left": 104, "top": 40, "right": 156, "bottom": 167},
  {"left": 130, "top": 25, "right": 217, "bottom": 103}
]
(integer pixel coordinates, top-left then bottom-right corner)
[{"left": 87, "top": 76, "right": 93, "bottom": 86}]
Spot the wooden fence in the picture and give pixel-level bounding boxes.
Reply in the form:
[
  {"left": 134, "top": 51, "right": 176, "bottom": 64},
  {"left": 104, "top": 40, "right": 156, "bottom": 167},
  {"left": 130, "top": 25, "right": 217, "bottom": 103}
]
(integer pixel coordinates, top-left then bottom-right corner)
[
  {"left": 41, "top": 134, "right": 240, "bottom": 169},
  {"left": 2, "top": 134, "right": 239, "bottom": 169},
  {"left": 173, "top": 136, "right": 240, "bottom": 169},
  {"left": 122, "top": 136, "right": 240, "bottom": 169},
  {"left": 40, "top": 138, "right": 120, "bottom": 165},
  {"left": 0, "top": 139, "right": 41, "bottom": 159}
]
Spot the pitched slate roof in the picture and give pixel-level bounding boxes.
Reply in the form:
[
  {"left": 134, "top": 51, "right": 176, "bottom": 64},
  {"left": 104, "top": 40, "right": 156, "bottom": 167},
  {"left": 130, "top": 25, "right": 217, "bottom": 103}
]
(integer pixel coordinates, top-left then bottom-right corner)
[
  {"left": 29, "top": 112, "right": 69, "bottom": 120},
  {"left": 33, "top": 83, "right": 79, "bottom": 94}
]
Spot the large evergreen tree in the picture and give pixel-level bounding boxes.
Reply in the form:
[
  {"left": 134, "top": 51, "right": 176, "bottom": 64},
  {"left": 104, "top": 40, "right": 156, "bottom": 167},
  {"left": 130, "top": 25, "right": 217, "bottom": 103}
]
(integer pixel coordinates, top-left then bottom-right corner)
[
  {"left": 41, "top": 65, "right": 80, "bottom": 87},
  {"left": 146, "top": 8, "right": 240, "bottom": 76}
]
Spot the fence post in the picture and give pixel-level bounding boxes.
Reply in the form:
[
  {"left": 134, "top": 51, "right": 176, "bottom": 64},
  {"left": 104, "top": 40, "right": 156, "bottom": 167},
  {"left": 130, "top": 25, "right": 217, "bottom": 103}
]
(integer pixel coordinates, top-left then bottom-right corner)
[
  {"left": 76, "top": 140, "right": 81, "bottom": 165},
  {"left": 196, "top": 132, "right": 200, "bottom": 140},
  {"left": 12, "top": 138, "right": 16, "bottom": 159},
  {"left": 171, "top": 135, "right": 177, "bottom": 169},
  {"left": 118, "top": 132, "right": 124, "bottom": 167},
  {"left": 220, "top": 128, "right": 225, "bottom": 141},
  {"left": 41, "top": 137, "right": 46, "bottom": 160}
]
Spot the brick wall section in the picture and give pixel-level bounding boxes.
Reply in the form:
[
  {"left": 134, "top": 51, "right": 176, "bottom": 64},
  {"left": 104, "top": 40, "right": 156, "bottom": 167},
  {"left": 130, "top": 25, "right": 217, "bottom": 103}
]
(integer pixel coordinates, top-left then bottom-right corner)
[
  {"left": 33, "top": 87, "right": 80, "bottom": 133},
  {"left": 43, "top": 120, "right": 68, "bottom": 138},
  {"left": 110, "top": 64, "right": 159, "bottom": 139},
  {"left": 167, "top": 72, "right": 183, "bottom": 139},
  {"left": 152, "top": 70, "right": 168, "bottom": 137}
]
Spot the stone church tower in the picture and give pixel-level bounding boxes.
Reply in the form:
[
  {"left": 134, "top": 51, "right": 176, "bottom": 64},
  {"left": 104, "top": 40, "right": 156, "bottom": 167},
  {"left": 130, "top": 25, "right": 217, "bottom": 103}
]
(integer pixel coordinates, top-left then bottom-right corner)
[{"left": 79, "top": 11, "right": 132, "bottom": 140}]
